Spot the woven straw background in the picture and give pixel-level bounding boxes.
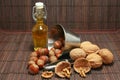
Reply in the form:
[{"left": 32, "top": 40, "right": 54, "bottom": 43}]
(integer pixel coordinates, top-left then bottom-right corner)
[{"left": 0, "top": 0, "right": 120, "bottom": 32}]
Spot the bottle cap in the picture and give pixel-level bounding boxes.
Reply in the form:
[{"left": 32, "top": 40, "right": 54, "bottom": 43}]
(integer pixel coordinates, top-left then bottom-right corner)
[{"left": 35, "top": 2, "right": 44, "bottom": 9}]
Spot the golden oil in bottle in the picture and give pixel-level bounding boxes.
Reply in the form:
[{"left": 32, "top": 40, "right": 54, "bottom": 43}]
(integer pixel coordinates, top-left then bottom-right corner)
[{"left": 32, "top": 2, "right": 48, "bottom": 51}]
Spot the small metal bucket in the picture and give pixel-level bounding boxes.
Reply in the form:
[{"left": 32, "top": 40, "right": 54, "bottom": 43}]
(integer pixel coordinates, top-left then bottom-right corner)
[{"left": 48, "top": 24, "right": 80, "bottom": 52}]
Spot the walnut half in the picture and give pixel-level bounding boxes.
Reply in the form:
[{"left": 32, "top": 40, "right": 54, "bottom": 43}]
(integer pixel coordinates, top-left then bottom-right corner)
[{"left": 41, "top": 71, "right": 54, "bottom": 79}]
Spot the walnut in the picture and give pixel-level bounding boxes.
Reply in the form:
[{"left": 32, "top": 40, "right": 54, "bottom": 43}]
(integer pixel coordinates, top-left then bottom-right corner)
[
  {"left": 70, "top": 48, "right": 87, "bottom": 60},
  {"left": 86, "top": 53, "right": 103, "bottom": 68},
  {"left": 55, "top": 61, "right": 71, "bottom": 78},
  {"left": 98, "top": 48, "right": 114, "bottom": 64},
  {"left": 41, "top": 71, "right": 54, "bottom": 78},
  {"left": 73, "top": 58, "right": 91, "bottom": 77}
]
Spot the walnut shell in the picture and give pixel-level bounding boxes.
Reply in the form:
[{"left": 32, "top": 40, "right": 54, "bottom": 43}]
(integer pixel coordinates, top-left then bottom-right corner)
[
  {"left": 80, "top": 41, "right": 92, "bottom": 48},
  {"left": 98, "top": 48, "right": 114, "bottom": 64},
  {"left": 41, "top": 71, "right": 54, "bottom": 79},
  {"left": 55, "top": 61, "right": 71, "bottom": 78},
  {"left": 81, "top": 44, "right": 100, "bottom": 54},
  {"left": 70, "top": 48, "right": 87, "bottom": 60},
  {"left": 73, "top": 58, "right": 91, "bottom": 74},
  {"left": 86, "top": 53, "right": 103, "bottom": 68}
]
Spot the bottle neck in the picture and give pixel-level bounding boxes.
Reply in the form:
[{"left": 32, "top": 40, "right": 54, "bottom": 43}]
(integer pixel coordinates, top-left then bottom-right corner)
[{"left": 36, "top": 18, "right": 44, "bottom": 24}]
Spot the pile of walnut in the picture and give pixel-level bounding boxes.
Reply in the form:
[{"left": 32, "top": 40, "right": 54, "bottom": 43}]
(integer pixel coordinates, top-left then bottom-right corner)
[
  {"left": 69, "top": 41, "right": 114, "bottom": 77},
  {"left": 27, "top": 41, "right": 114, "bottom": 79}
]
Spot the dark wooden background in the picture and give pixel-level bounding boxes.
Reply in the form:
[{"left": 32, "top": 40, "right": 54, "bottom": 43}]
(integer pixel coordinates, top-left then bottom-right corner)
[{"left": 0, "top": 0, "right": 120, "bottom": 32}]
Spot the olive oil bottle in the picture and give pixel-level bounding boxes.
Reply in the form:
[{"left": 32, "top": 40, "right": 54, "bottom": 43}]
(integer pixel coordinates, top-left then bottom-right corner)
[{"left": 32, "top": 2, "right": 48, "bottom": 51}]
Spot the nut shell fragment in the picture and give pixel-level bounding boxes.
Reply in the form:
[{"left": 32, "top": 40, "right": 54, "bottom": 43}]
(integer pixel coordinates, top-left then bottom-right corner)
[
  {"left": 55, "top": 61, "right": 71, "bottom": 78},
  {"left": 73, "top": 58, "right": 91, "bottom": 77}
]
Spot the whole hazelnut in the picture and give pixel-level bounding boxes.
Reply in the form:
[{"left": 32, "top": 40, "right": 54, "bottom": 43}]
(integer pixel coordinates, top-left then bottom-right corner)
[
  {"left": 70, "top": 48, "right": 87, "bottom": 60},
  {"left": 30, "top": 51, "right": 38, "bottom": 57},
  {"left": 39, "top": 55, "right": 49, "bottom": 63},
  {"left": 54, "top": 40, "right": 62, "bottom": 49},
  {"left": 98, "top": 48, "right": 114, "bottom": 64},
  {"left": 49, "top": 49, "right": 55, "bottom": 56},
  {"left": 28, "top": 64, "right": 39, "bottom": 74},
  {"left": 86, "top": 53, "right": 103, "bottom": 68},
  {"left": 49, "top": 56, "right": 58, "bottom": 63},
  {"left": 55, "top": 49, "right": 62, "bottom": 58},
  {"left": 29, "top": 56, "right": 38, "bottom": 63},
  {"left": 28, "top": 60, "right": 35, "bottom": 66},
  {"left": 37, "top": 59, "right": 45, "bottom": 68},
  {"left": 37, "top": 48, "right": 49, "bottom": 56}
]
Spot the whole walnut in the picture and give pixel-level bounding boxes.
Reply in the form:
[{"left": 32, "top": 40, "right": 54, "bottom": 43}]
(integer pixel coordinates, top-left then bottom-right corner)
[
  {"left": 70, "top": 48, "right": 87, "bottom": 60},
  {"left": 86, "top": 53, "right": 102, "bottom": 68},
  {"left": 98, "top": 48, "right": 114, "bottom": 64}
]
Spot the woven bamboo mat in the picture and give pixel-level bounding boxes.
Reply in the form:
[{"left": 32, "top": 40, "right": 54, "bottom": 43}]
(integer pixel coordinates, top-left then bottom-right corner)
[{"left": 0, "top": 31, "right": 120, "bottom": 80}]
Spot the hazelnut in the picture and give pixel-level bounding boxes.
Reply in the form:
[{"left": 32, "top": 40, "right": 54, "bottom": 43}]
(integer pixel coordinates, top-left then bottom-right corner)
[
  {"left": 29, "top": 56, "right": 38, "bottom": 63},
  {"left": 55, "top": 61, "right": 71, "bottom": 78},
  {"left": 30, "top": 51, "right": 38, "bottom": 57},
  {"left": 41, "top": 71, "right": 54, "bottom": 78},
  {"left": 37, "top": 59, "right": 45, "bottom": 68},
  {"left": 49, "top": 49, "right": 55, "bottom": 56},
  {"left": 54, "top": 49, "right": 62, "bottom": 58},
  {"left": 37, "top": 48, "right": 49, "bottom": 56},
  {"left": 54, "top": 40, "right": 62, "bottom": 49},
  {"left": 49, "top": 56, "right": 58, "bottom": 63},
  {"left": 39, "top": 55, "right": 49, "bottom": 63},
  {"left": 28, "top": 60, "right": 35, "bottom": 66},
  {"left": 73, "top": 58, "right": 91, "bottom": 77},
  {"left": 28, "top": 64, "right": 39, "bottom": 74},
  {"left": 70, "top": 48, "right": 87, "bottom": 60},
  {"left": 86, "top": 53, "right": 103, "bottom": 68},
  {"left": 98, "top": 48, "right": 114, "bottom": 64}
]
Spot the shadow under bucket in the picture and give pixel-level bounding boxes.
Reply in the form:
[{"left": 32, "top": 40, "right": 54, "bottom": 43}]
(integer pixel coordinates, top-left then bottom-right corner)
[{"left": 48, "top": 24, "right": 80, "bottom": 53}]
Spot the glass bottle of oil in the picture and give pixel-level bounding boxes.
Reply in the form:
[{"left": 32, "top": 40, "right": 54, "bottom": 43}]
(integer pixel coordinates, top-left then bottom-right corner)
[{"left": 32, "top": 2, "right": 48, "bottom": 51}]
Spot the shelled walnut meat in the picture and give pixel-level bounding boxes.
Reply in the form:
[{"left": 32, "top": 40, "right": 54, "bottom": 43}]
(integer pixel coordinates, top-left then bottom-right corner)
[{"left": 41, "top": 71, "right": 54, "bottom": 78}]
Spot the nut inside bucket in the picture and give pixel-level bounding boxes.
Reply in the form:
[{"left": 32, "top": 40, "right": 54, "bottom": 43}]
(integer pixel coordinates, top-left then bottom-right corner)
[{"left": 48, "top": 24, "right": 80, "bottom": 51}]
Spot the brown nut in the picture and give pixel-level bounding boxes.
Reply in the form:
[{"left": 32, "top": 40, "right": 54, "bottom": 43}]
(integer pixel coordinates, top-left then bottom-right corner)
[
  {"left": 55, "top": 49, "right": 62, "bottom": 58},
  {"left": 49, "top": 49, "right": 55, "bottom": 56},
  {"left": 30, "top": 51, "right": 38, "bottom": 57},
  {"left": 86, "top": 53, "right": 103, "bottom": 68},
  {"left": 37, "top": 59, "right": 45, "bottom": 68},
  {"left": 54, "top": 40, "right": 62, "bottom": 49},
  {"left": 81, "top": 44, "right": 100, "bottom": 54},
  {"left": 49, "top": 56, "right": 58, "bottom": 63},
  {"left": 98, "top": 48, "right": 114, "bottom": 64},
  {"left": 28, "top": 64, "right": 39, "bottom": 74},
  {"left": 70, "top": 48, "right": 87, "bottom": 60},
  {"left": 39, "top": 55, "right": 49, "bottom": 63},
  {"left": 28, "top": 60, "right": 36, "bottom": 66},
  {"left": 73, "top": 58, "right": 91, "bottom": 77},
  {"left": 29, "top": 56, "right": 38, "bottom": 63},
  {"left": 80, "top": 41, "right": 92, "bottom": 48},
  {"left": 55, "top": 61, "right": 71, "bottom": 78},
  {"left": 41, "top": 71, "right": 54, "bottom": 79},
  {"left": 37, "top": 48, "right": 49, "bottom": 56}
]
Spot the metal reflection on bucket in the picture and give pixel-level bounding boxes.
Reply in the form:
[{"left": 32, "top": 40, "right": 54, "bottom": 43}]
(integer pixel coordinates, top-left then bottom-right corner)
[{"left": 48, "top": 24, "right": 80, "bottom": 51}]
